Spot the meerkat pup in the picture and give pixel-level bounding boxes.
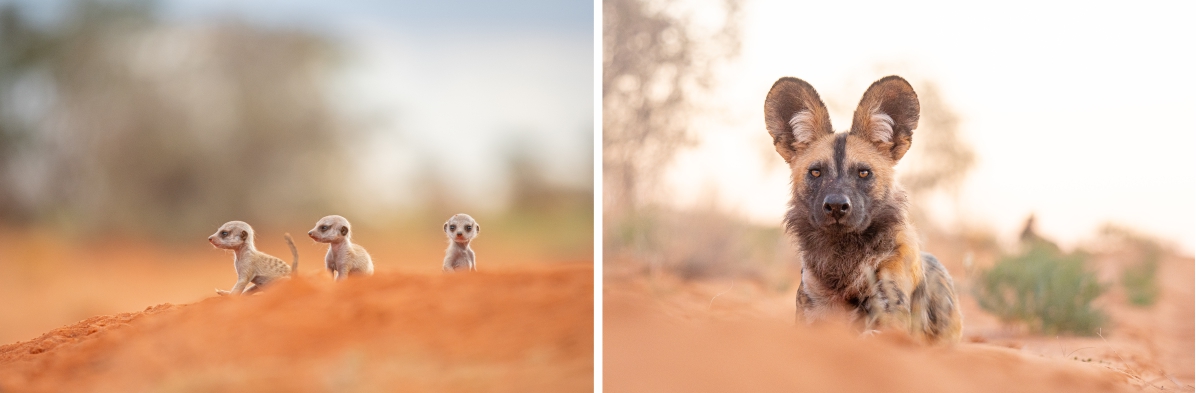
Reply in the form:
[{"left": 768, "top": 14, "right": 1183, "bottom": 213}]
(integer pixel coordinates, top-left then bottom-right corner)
[
  {"left": 208, "top": 221, "right": 299, "bottom": 296},
  {"left": 308, "top": 215, "right": 374, "bottom": 280},
  {"left": 442, "top": 213, "right": 479, "bottom": 272}
]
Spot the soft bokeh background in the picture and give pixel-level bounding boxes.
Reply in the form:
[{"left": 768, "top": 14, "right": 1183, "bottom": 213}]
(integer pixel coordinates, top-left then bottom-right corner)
[
  {"left": 0, "top": 0, "right": 593, "bottom": 345},
  {"left": 606, "top": 0, "right": 1193, "bottom": 255},
  {"left": 604, "top": 0, "right": 1193, "bottom": 389}
]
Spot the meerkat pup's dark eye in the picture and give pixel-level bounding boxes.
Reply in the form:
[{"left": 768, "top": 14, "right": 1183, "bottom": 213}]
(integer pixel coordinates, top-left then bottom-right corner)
[
  {"left": 809, "top": 169, "right": 821, "bottom": 178},
  {"left": 859, "top": 169, "right": 870, "bottom": 178},
  {"left": 450, "top": 225, "right": 456, "bottom": 231},
  {"left": 319, "top": 225, "right": 328, "bottom": 231},
  {"left": 220, "top": 231, "right": 229, "bottom": 237},
  {"left": 465, "top": 225, "right": 472, "bottom": 231}
]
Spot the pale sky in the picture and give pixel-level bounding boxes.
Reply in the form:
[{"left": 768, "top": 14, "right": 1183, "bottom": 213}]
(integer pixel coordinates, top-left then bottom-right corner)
[
  {"left": 665, "top": 0, "right": 1195, "bottom": 254},
  {"left": 159, "top": 0, "right": 596, "bottom": 213}
]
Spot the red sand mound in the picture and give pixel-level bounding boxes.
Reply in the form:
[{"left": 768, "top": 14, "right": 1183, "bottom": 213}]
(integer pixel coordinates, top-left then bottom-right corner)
[
  {"left": 604, "top": 281, "right": 1138, "bottom": 393},
  {"left": 0, "top": 265, "right": 594, "bottom": 392}
]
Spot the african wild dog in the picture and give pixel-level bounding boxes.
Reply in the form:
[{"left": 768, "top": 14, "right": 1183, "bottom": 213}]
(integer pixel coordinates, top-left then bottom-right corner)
[{"left": 764, "top": 75, "right": 962, "bottom": 344}]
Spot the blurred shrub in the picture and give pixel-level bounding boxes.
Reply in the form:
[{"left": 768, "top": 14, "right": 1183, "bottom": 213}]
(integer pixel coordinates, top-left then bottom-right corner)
[
  {"left": 1121, "top": 256, "right": 1159, "bottom": 307},
  {"left": 973, "top": 239, "right": 1106, "bottom": 335},
  {"left": 1098, "top": 225, "right": 1163, "bottom": 307}
]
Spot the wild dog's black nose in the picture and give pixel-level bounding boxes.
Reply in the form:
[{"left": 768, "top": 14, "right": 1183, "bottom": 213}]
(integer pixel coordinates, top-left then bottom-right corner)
[{"left": 823, "top": 194, "right": 851, "bottom": 219}]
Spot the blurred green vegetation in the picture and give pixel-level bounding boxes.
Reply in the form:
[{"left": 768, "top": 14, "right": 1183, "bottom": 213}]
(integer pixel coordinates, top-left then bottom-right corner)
[
  {"left": 1099, "top": 225, "right": 1163, "bottom": 307},
  {"left": 974, "top": 239, "right": 1107, "bottom": 335},
  {"left": 1122, "top": 255, "right": 1159, "bottom": 307}
]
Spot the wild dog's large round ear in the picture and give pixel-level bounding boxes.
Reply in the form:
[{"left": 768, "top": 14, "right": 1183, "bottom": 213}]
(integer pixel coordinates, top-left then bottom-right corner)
[
  {"left": 848, "top": 75, "right": 920, "bottom": 162},
  {"left": 764, "top": 77, "right": 833, "bottom": 164}
]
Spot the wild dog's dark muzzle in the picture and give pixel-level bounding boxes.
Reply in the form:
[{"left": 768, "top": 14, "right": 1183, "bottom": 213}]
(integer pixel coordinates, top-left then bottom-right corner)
[{"left": 823, "top": 194, "right": 851, "bottom": 220}]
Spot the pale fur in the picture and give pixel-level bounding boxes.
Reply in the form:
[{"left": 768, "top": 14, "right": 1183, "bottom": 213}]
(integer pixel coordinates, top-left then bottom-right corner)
[
  {"left": 442, "top": 213, "right": 479, "bottom": 272},
  {"left": 788, "top": 109, "right": 818, "bottom": 144},
  {"left": 208, "top": 221, "right": 297, "bottom": 295},
  {"left": 867, "top": 106, "right": 895, "bottom": 143},
  {"left": 308, "top": 215, "right": 374, "bottom": 280}
]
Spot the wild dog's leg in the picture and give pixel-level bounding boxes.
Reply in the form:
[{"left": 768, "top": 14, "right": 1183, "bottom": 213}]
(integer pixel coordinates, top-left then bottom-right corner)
[
  {"left": 864, "top": 243, "right": 921, "bottom": 334},
  {"left": 911, "top": 253, "right": 963, "bottom": 343},
  {"left": 795, "top": 268, "right": 839, "bottom": 325},
  {"left": 795, "top": 276, "right": 809, "bottom": 324}
]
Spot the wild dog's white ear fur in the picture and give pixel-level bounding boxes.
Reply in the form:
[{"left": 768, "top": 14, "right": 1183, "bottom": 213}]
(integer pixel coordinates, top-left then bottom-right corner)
[
  {"left": 765, "top": 77, "right": 833, "bottom": 163},
  {"left": 849, "top": 76, "right": 920, "bottom": 162},
  {"left": 788, "top": 110, "right": 819, "bottom": 147},
  {"left": 866, "top": 109, "right": 894, "bottom": 144}
]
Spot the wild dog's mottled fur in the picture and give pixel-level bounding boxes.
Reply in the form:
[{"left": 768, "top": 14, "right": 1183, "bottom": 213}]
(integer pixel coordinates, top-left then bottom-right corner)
[{"left": 766, "top": 75, "right": 962, "bottom": 344}]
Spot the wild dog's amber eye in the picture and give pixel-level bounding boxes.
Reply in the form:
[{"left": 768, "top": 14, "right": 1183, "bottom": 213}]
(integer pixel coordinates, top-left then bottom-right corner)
[
  {"left": 809, "top": 169, "right": 821, "bottom": 178},
  {"left": 859, "top": 169, "right": 870, "bottom": 178}
]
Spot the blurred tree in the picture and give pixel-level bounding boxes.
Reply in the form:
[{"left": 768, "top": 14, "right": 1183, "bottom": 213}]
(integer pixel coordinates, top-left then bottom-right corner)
[
  {"left": 0, "top": 0, "right": 349, "bottom": 238},
  {"left": 897, "top": 80, "right": 975, "bottom": 231},
  {"left": 504, "top": 132, "right": 591, "bottom": 215},
  {"left": 601, "top": 0, "right": 740, "bottom": 214},
  {"left": 899, "top": 82, "right": 974, "bottom": 195}
]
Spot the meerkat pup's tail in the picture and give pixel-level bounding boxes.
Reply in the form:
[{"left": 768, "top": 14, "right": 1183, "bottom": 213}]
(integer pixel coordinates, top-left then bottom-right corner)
[{"left": 284, "top": 233, "right": 299, "bottom": 277}]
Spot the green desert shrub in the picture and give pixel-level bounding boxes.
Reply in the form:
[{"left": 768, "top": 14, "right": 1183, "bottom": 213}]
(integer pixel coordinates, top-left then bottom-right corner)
[
  {"left": 1102, "top": 225, "right": 1164, "bottom": 307},
  {"left": 973, "top": 240, "right": 1107, "bottom": 335},
  {"left": 1121, "top": 254, "right": 1160, "bottom": 307}
]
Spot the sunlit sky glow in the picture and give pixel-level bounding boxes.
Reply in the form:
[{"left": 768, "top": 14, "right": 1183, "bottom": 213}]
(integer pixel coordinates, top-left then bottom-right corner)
[{"left": 665, "top": 0, "right": 1195, "bottom": 254}]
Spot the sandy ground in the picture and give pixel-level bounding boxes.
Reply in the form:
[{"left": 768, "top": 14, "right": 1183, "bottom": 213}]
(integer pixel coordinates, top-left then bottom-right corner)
[
  {"left": 604, "top": 250, "right": 1194, "bottom": 392},
  {"left": 0, "top": 228, "right": 593, "bottom": 392}
]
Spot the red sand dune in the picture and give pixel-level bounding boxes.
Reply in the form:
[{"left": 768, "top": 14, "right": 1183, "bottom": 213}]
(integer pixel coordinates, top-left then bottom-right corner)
[
  {"left": 605, "top": 288, "right": 1133, "bottom": 393},
  {"left": 0, "top": 266, "right": 594, "bottom": 392}
]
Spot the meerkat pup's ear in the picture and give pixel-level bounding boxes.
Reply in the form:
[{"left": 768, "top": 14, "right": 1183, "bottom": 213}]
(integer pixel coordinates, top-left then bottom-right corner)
[
  {"left": 475, "top": 223, "right": 479, "bottom": 234},
  {"left": 444, "top": 222, "right": 449, "bottom": 232},
  {"left": 848, "top": 75, "right": 920, "bottom": 162},
  {"left": 240, "top": 230, "right": 248, "bottom": 241},
  {"left": 340, "top": 226, "right": 349, "bottom": 237},
  {"left": 764, "top": 77, "right": 833, "bottom": 163}
]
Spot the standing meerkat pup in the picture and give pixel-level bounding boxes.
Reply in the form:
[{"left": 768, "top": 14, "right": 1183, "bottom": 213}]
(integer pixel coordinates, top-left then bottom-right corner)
[
  {"left": 308, "top": 215, "right": 374, "bottom": 280},
  {"left": 208, "top": 221, "right": 299, "bottom": 296},
  {"left": 442, "top": 213, "right": 479, "bottom": 272}
]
